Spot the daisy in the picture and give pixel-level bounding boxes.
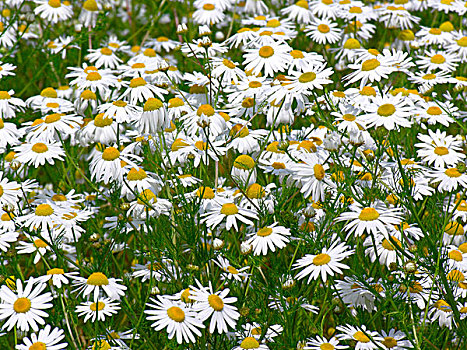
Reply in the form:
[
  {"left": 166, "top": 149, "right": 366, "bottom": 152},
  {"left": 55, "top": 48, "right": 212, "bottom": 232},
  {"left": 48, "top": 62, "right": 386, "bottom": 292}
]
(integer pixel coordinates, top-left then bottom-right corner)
[
  {"left": 0, "top": 62, "right": 16, "bottom": 79},
  {"left": 243, "top": 43, "right": 292, "bottom": 77},
  {"left": 334, "top": 275, "right": 380, "bottom": 312},
  {"left": 304, "top": 336, "right": 348, "bottom": 350},
  {"left": 211, "top": 57, "right": 246, "bottom": 85},
  {"left": 79, "top": 0, "right": 100, "bottom": 28},
  {"left": 193, "top": 3, "right": 225, "bottom": 25},
  {"left": 137, "top": 98, "right": 170, "bottom": 134},
  {"left": 26, "top": 113, "right": 83, "bottom": 142},
  {"left": 0, "top": 231, "right": 18, "bottom": 252},
  {"left": 443, "top": 221, "right": 465, "bottom": 246},
  {"left": 98, "top": 99, "right": 142, "bottom": 124},
  {"left": 79, "top": 113, "right": 118, "bottom": 145},
  {"left": 16, "top": 325, "right": 68, "bottom": 350},
  {"left": 190, "top": 280, "right": 240, "bottom": 334},
  {"left": 89, "top": 145, "right": 141, "bottom": 184},
  {"left": 36, "top": 268, "right": 78, "bottom": 288},
  {"left": 288, "top": 63, "right": 334, "bottom": 95},
  {"left": 87, "top": 47, "right": 123, "bottom": 69},
  {"left": 17, "top": 236, "right": 55, "bottom": 264},
  {"left": 119, "top": 77, "right": 167, "bottom": 104},
  {"left": 281, "top": 1, "right": 313, "bottom": 24},
  {"left": 14, "top": 140, "right": 65, "bottom": 168},
  {"left": 337, "top": 325, "right": 384, "bottom": 350},
  {"left": 336, "top": 201, "right": 403, "bottom": 238},
  {"left": 201, "top": 198, "right": 258, "bottom": 231},
  {"left": 345, "top": 56, "right": 396, "bottom": 88},
  {"left": 416, "top": 50, "right": 459, "bottom": 72},
  {"left": 19, "top": 203, "right": 62, "bottom": 232},
  {"left": 291, "top": 156, "right": 330, "bottom": 202},
  {"left": 428, "top": 168, "right": 467, "bottom": 192},
  {"left": 408, "top": 70, "right": 450, "bottom": 94},
  {"left": 214, "top": 256, "right": 250, "bottom": 282},
  {"left": 305, "top": 18, "right": 342, "bottom": 44},
  {"left": 76, "top": 298, "right": 121, "bottom": 323},
  {"left": 364, "top": 232, "right": 406, "bottom": 267},
  {"left": 144, "top": 295, "right": 204, "bottom": 344},
  {"left": 233, "top": 337, "right": 270, "bottom": 350},
  {"left": 72, "top": 272, "right": 127, "bottom": 302},
  {"left": 360, "top": 93, "right": 413, "bottom": 130},
  {"left": 0, "top": 173, "right": 21, "bottom": 207},
  {"left": 415, "top": 129, "right": 466, "bottom": 168},
  {"left": 446, "top": 34, "right": 467, "bottom": 61},
  {"left": 427, "top": 299, "right": 454, "bottom": 329},
  {"left": 0, "top": 279, "right": 53, "bottom": 332},
  {"left": 246, "top": 223, "right": 291, "bottom": 256},
  {"left": 0, "top": 90, "right": 25, "bottom": 119},
  {"left": 33, "top": 0, "right": 73, "bottom": 23},
  {"left": 293, "top": 235, "right": 354, "bottom": 282},
  {"left": 149, "top": 36, "right": 179, "bottom": 52},
  {"left": 414, "top": 101, "right": 455, "bottom": 127}
]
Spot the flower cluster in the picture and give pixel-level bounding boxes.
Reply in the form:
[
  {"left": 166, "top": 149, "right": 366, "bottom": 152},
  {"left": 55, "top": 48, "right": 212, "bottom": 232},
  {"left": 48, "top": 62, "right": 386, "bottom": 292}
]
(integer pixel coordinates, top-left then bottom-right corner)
[{"left": 0, "top": 0, "right": 466, "bottom": 349}]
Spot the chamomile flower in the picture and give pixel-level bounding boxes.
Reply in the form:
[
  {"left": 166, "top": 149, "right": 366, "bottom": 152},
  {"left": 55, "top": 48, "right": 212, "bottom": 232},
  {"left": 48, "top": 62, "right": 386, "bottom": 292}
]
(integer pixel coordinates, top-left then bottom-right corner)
[
  {"left": 293, "top": 235, "right": 354, "bottom": 282},
  {"left": 72, "top": 272, "right": 127, "bottom": 302},
  {"left": 190, "top": 280, "right": 240, "bottom": 334},
  {"left": 0, "top": 62, "right": 16, "bottom": 79},
  {"left": 214, "top": 256, "right": 250, "bottom": 282},
  {"left": 87, "top": 47, "right": 123, "bottom": 69},
  {"left": 428, "top": 168, "right": 467, "bottom": 192},
  {"left": 76, "top": 298, "right": 121, "bottom": 323},
  {"left": 304, "top": 336, "right": 348, "bottom": 350},
  {"left": 345, "top": 57, "right": 396, "bottom": 88},
  {"left": 416, "top": 50, "right": 459, "bottom": 72},
  {"left": 193, "top": 3, "right": 225, "bottom": 25},
  {"left": 415, "top": 129, "right": 466, "bottom": 168},
  {"left": 119, "top": 77, "right": 168, "bottom": 104},
  {"left": 201, "top": 198, "right": 258, "bottom": 231},
  {"left": 337, "top": 325, "right": 384, "bottom": 350},
  {"left": 243, "top": 43, "right": 292, "bottom": 77},
  {"left": 305, "top": 18, "right": 341, "bottom": 44},
  {"left": 16, "top": 325, "right": 68, "bottom": 350},
  {"left": 281, "top": 1, "right": 313, "bottom": 23},
  {"left": 233, "top": 336, "right": 269, "bottom": 350},
  {"left": 36, "top": 268, "right": 78, "bottom": 288},
  {"left": 144, "top": 295, "right": 204, "bottom": 344},
  {"left": 246, "top": 223, "right": 291, "bottom": 256},
  {"left": 33, "top": 0, "right": 73, "bottom": 23},
  {"left": 360, "top": 93, "right": 413, "bottom": 130},
  {"left": 288, "top": 64, "right": 334, "bottom": 95},
  {"left": 337, "top": 201, "right": 403, "bottom": 238},
  {"left": 0, "top": 279, "right": 53, "bottom": 332},
  {"left": 98, "top": 100, "right": 142, "bottom": 124},
  {"left": 0, "top": 90, "right": 25, "bottom": 119},
  {"left": 137, "top": 98, "right": 170, "bottom": 134}
]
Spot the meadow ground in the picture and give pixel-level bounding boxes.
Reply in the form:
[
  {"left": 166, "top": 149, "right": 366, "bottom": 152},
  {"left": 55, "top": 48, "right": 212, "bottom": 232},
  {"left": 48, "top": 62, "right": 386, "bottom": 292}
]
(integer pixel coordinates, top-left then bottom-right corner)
[{"left": 0, "top": 0, "right": 467, "bottom": 349}]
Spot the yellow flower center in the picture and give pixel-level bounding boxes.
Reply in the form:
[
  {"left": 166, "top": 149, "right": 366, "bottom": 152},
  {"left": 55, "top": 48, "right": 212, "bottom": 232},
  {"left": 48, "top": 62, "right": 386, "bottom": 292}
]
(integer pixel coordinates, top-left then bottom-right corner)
[
  {"left": 398, "top": 29, "right": 415, "bottom": 41},
  {"left": 290, "top": 50, "right": 304, "bottom": 59},
  {"left": 234, "top": 155, "right": 255, "bottom": 170},
  {"left": 143, "top": 48, "right": 157, "bottom": 57},
  {"left": 259, "top": 46, "right": 274, "bottom": 58},
  {"left": 126, "top": 168, "right": 147, "bottom": 181},
  {"left": 35, "top": 204, "right": 54, "bottom": 216},
  {"left": 203, "top": 3, "right": 215, "bottom": 10},
  {"left": 81, "top": 90, "right": 97, "bottom": 100},
  {"left": 220, "top": 203, "right": 239, "bottom": 215},
  {"left": 257, "top": 227, "right": 273, "bottom": 237},
  {"left": 0, "top": 91, "right": 11, "bottom": 99},
  {"left": 46, "top": 102, "right": 59, "bottom": 109},
  {"left": 377, "top": 104, "right": 396, "bottom": 117},
  {"left": 266, "top": 19, "right": 281, "bottom": 28},
  {"left": 168, "top": 97, "right": 184, "bottom": 107},
  {"left": 208, "top": 294, "right": 224, "bottom": 311},
  {"left": 86, "top": 72, "right": 102, "bottom": 81},
  {"left": 360, "top": 86, "right": 376, "bottom": 96},
  {"left": 343, "top": 38, "right": 361, "bottom": 49},
  {"left": 230, "top": 124, "right": 249, "bottom": 138},
  {"left": 409, "top": 282, "right": 423, "bottom": 293},
  {"left": 353, "top": 331, "right": 370, "bottom": 343},
  {"left": 422, "top": 73, "right": 436, "bottom": 80},
  {"left": 223, "top": 59, "right": 236, "bottom": 69},
  {"left": 1, "top": 213, "right": 12, "bottom": 221},
  {"left": 429, "top": 28, "right": 441, "bottom": 35},
  {"left": 361, "top": 59, "right": 380, "bottom": 71},
  {"left": 137, "top": 189, "right": 157, "bottom": 205},
  {"left": 180, "top": 288, "right": 193, "bottom": 303},
  {"left": 343, "top": 114, "right": 356, "bottom": 121},
  {"left": 448, "top": 250, "right": 463, "bottom": 261},
  {"left": 299, "top": 72, "right": 317, "bottom": 83},
  {"left": 130, "top": 77, "right": 146, "bottom": 88},
  {"left": 40, "top": 87, "right": 57, "bottom": 98},
  {"left": 90, "top": 301, "right": 105, "bottom": 311},
  {"left": 34, "top": 239, "right": 48, "bottom": 248},
  {"left": 457, "top": 37, "right": 467, "bottom": 47},
  {"left": 197, "top": 104, "right": 215, "bottom": 116},
  {"left": 13, "top": 297, "right": 31, "bottom": 313},
  {"left": 318, "top": 24, "right": 330, "bottom": 33},
  {"left": 246, "top": 183, "right": 265, "bottom": 198},
  {"left": 44, "top": 113, "right": 63, "bottom": 124},
  {"left": 47, "top": 268, "right": 64, "bottom": 275},
  {"left": 314, "top": 164, "right": 325, "bottom": 180},
  {"left": 296, "top": 0, "right": 309, "bottom": 8},
  {"left": 382, "top": 337, "right": 398, "bottom": 348},
  {"left": 87, "top": 272, "right": 109, "bottom": 286},
  {"left": 240, "top": 337, "right": 260, "bottom": 349},
  {"left": 227, "top": 266, "right": 239, "bottom": 274},
  {"left": 102, "top": 147, "right": 120, "bottom": 161},
  {"left": 83, "top": 0, "right": 98, "bottom": 11},
  {"left": 430, "top": 54, "right": 445, "bottom": 64},
  {"left": 100, "top": 47, "right": 112, "bottom": 56},
  {"left": 143, "top": 98, "right": 163, "bottom": 111},
  {"left": 349, "top": 6, "right": 362, "bottom": 13},
  {"left": 94, "top": 113, "right": 113, "bottom": 127},
  {"left": 242, "top": 97, "right": 255, "bottom": 108},
  {"left": 434, "top": 146, "right": 449, "bottom": 155},
  {"left": 248, "top": 81, "right": 262, "bottom": 89},
  {"left": 359, "top": 207, "right": 380, "bottom": 221},
  {"left": 445, "top": 168, "right": 461, "bottom": 178},
  {"left": 196, "top": 186, "right": 215, "bottom": 199},
  {"left": 167, "top": 306, "right": 185, "bottom": 322},
  {"left": 320, "top": 344, "right": 335, "bottom": 350},
  {"left": 426, "top": 106, "right": 442, "bottom": 115},
  {"left": 381, "top": 236, "right": 401, "bottom": 251},
  {"left": 313, "top": 253, "right": 331, "bottom": 266},
  {"left": 29, "top": 342, "right": 47, "bottom": 350},
  {"left": 447, "top": 270, "right": 465, "bottom": 282},
  {"left": 445, "top": 221, "right": 464, "bottom": 235}
]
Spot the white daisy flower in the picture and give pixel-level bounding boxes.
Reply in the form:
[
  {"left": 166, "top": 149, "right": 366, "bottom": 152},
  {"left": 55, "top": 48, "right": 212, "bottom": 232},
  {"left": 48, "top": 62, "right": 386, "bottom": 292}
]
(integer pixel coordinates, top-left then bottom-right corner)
[
  {"left": 16, "top": 325, "right": 68, "bottom": 350},
  {"left": 246, "top": 223, "right": 291, "bottom": 256},
  {"left": 76, "top": 298, "right": 121, "bottom": 323},
  {"left": 72, "top": 272, "right": 127, "bottom": 302},
  {"left": 243, "top": 43, "right": 292, "bottom": 77},
  {"left": 201, "top": 197, "right": 258, "bottom": 231},
  {"left": 33, "top": 0, "right": 73, "bottom": 23}
]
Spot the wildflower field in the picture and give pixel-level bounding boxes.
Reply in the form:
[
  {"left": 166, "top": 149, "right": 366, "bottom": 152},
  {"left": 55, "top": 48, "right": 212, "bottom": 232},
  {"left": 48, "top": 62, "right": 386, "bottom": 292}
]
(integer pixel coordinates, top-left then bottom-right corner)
[{"left": 1, "top": 0, "right": 467, "bottom": 349}]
